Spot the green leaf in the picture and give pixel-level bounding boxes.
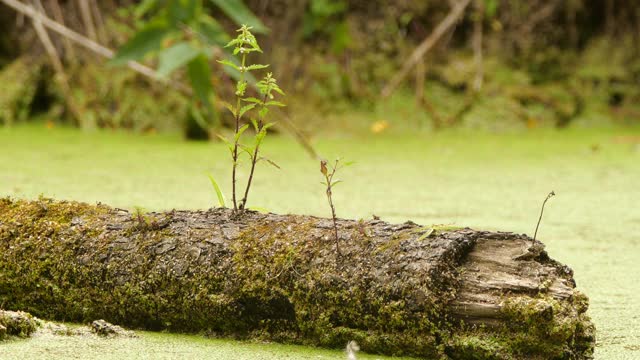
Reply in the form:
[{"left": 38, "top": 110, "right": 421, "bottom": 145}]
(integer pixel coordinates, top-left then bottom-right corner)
[
  {"left": 417, "top": 228, "right": 435, "bottom": 241},
  {"left": 331, "top": 180, "right": 343, "bottom": 187},
  {"left": 249, "top": 118, "right": 259, "bottom": 131},
  {"left": 111, "top": 23, "right": 171, "bottom": 65},
  {"left": 169, "top": 0, "right": 200, "bottom": 26},
  {"left": 208, "top": 0, "right": 269, "bottom": 34},
  {"left": 235, "top": 80, "right": 248, "bottom": 96},
  {"left": 187, "top": 55, "right": 214, "bottom": 111},
  {"left": 235, "top": 123, "right": 250, "bottom": 142},
  {"left": 239, "top": 143, "right": 255, "bottom": 157},
  {"left": 246, "top": 64, "right": 269, "bottom": 71},
  {"left": 272, "top": 86, "right": 285, "bottom": 96},
  {"left": 259, "top": 157, "right": 281, "bottom": 169},
  {"left": 262, "top": 122, "right": 275, "bottom": 130},
  {"left": 255, "top": 127, "right": 268, "bottom": 144},
  {"left": 266, "top": 100, "right": 286, "bottom": 107},
  {"left": 207, "top": 173, "right": 226, "bottom": 207},
  {"left": 258, "top": 107, "right": 269, "bottom": 119},
  {"left": 239, "top": 103, "right": 256, "bottom": 118},
  {"left": 242, "top": 97, "right": 263, "bottom": 104},
  {"left": 217, "top": 59, "right": 240, "bottom": 71},
  {"left": 221, "top": 101, "right": 236, "bottom": 116},
  {"left": 220, "top": 52, "right": 258, "bottom": 85},
  {"left": 134, "top": 0, "right": 161, "bottom": 18},
  {"left": 157, "top": 42, "right": 201, "bottom": 77}
]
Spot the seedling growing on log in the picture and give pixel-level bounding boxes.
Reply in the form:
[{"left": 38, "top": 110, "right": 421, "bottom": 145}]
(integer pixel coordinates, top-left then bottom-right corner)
[
  {"left": 533, "top": 190, "right": 555, "bottom": 241},
  {"left": 214, "top": 25, "right": 285, "bottom": 212},
  {"left": 239, "top": 72, "right": 285, "bottom": 210},
  {"left": 320, "top": 158, "right": 352, "bottom": 257}
]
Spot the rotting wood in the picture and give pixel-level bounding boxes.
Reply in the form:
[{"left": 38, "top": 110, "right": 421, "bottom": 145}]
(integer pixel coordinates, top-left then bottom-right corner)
[{"left": 0, "top": 198, "right": 594, "bottom": 358}]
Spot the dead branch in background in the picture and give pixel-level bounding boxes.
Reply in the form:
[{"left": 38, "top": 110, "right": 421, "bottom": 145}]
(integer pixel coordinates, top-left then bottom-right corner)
[
  {"left": 47, "top": 0, "right": 76, "bottom": 61},
  {"left": 381, "top": 0, "right": 472, "bottom": 98},
  {"left": 77, "top": 0, "right": 97, "bottom": 41},
  {"left": 89, "top": 0, "right": 108, "bottom": 45},
  {"left": 31, "top": 0, "right": 83, "bottom": 127}
]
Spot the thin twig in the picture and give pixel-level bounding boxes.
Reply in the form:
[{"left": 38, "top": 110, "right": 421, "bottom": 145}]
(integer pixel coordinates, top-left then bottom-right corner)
[
  {"left": 321, "top": 159, "right": 341, "bottom": 258},
  {"left": 533, "top": 191, "right": 555, "bottom": 241}
]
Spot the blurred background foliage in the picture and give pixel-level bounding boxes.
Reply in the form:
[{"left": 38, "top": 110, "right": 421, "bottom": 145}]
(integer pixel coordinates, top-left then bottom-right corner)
[{"left": 0, "top": 0, "right": 638, "bottom": 138}]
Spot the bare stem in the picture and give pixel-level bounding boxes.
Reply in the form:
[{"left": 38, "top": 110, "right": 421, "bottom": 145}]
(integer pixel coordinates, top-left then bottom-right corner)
[
  {"left": 322, "top": 160, "right": 341, "bottom": 257},
  {"left": 533, "top": 191, "right": 555, "bottom": 241}
]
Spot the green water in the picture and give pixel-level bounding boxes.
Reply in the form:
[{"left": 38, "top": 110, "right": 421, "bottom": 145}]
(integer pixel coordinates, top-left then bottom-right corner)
[{"left": 1, "top": 125, "right": 639, "bottom": 359}]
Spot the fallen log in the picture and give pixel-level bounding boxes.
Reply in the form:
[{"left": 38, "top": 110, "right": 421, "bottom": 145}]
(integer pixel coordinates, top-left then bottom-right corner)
[{"left": 0, "top": 198, "right": 594, "bottom": 358}]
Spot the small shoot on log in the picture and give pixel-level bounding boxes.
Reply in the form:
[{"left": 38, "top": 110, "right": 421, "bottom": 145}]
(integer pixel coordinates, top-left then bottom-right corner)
[
  {"left": 320, "top": 158, "right": 352, "bottom": 257},
  {"left": 533, "top": 190, "right": 555, "bottom": 241},
  {"left": 215, "top": 25, "right": 285, "bottom": 212}
]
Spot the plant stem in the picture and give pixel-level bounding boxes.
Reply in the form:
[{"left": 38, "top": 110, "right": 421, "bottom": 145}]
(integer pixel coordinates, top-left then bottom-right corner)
[
  {"left": 324, "top": 161, "right": 341, "bottom": 257},
  {"left": 239, "top": 94, "right": 269, "bottom": 210},
  {"left": 533, "top": 191, "right": 555, "bottom": 241},
  {"left": 231, "top": 51, "right": 247, "bottom": 212}
]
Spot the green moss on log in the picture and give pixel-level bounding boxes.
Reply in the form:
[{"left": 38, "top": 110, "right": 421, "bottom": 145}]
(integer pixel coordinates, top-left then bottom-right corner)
[
  {"left": 0, "top": 310, "right": 40, "bottom": 340},
  {"left": 0, "top": 198, "right": 595, "bottom": 359}
]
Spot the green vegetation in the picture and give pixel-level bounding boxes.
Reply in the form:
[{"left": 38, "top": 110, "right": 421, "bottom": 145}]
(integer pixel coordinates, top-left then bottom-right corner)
[
  {"left": 0, "top": 1, "right": 638, "bottom": 358},
  {"left": 2, "top": 1, "right": 638, "bottom": 135},
  {"left": 215, "top": 25, "right": 285, "bottom": 211},
  {"left": 0, "top": 330, "right": 418, "bottom": 360},
  {"left": 1, "top": 124, "right": 639, "bottom": 358}
]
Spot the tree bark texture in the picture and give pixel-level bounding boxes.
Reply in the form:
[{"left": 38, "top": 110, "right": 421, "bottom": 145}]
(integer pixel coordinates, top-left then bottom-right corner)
[{"left": 0, "top": 198, "right": 594, "bottom": 359}]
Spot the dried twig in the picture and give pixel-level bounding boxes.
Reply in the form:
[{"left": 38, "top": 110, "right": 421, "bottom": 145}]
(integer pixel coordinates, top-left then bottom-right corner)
[
  {"left": 48, "top": 0, "right": 76, "bottom": 61},
  {"left": 77, "top": 0, "right": 97, "bottom": 41},
  {"left": 31, "top": 0, "right": 83, "bottom": 127},
  {"left": 533, "top": 191, "right": 555, "bottom": 241},
  {"left": 321, "top": 159, "right": 341, "bottom": 258}
]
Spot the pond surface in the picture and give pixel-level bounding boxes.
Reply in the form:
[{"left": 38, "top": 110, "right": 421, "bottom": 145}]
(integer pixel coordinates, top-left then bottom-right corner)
[{"left": 1, "top": 125, "right": 639, "bottom": 359}]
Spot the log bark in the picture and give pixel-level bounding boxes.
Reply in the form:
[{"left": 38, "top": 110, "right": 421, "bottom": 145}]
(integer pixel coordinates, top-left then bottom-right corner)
[{"left": 0, "top": 198, "right": 594, "bottom": 359}]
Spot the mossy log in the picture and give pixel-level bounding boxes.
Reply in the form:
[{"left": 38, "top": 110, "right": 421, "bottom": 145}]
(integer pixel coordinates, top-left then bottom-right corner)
[{"left": 0, "top": 198, "right": 594, "bottom": 359}]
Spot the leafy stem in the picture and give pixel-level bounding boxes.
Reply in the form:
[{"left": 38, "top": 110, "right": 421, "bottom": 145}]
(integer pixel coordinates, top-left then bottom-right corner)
[
  {"left": 239, "top": 73, "right": 285, "bottom": 210},
  {"left": 217, "top": 25, "right": 269, "bottom": 212},
  {"left": 231, "top": 50, "right": 247, "bottom": 211}
]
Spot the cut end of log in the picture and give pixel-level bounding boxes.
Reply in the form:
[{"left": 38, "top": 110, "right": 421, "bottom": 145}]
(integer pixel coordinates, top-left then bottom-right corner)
[{"left": 0, "top": 198, "right": 595, "bottom": 358}]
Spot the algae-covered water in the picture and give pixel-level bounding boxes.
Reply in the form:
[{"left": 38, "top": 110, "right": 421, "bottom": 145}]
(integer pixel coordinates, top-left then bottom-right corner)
[{"left": 1, "top": 125, "right": 639, "bottom": 359}]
